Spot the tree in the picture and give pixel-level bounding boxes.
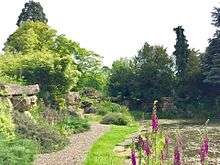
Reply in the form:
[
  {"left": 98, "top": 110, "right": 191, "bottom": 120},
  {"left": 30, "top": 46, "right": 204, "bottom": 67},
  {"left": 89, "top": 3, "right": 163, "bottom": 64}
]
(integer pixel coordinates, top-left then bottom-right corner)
[
  {"left": 132, "top": 43, "right": 174, "bottom": 102},
  {"left": 4, "top": 21, "right": 56, "bottom": 53},
  {"left": 173, "top": 26, "right": 189, "bottom": 79},
  {"left": 17, "top": 0, "right": 48, "bottom": 26},
  {"left": 202, "top": 7, "right": 220, "bottom": 96},
  {"left": 108, "top": 58, "right": 134, "bottom": 101}
]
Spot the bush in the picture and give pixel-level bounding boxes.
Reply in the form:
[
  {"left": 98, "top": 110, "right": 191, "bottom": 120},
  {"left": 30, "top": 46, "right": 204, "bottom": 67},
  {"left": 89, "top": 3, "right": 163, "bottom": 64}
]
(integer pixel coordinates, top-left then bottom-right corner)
[
  {"left": 0, "top": 134, "right": 38, "bottom": 165},
  {"left": 95, "top": 101, "right": 128, "bottom": 116},
  {"left": 0, "top": 51, "right": 79, "bottom": 109},
  {"left": 13, "top": 111, "right": 68, "bottom": 153},
  {"left": 57, "top": 116, "right": 90, "bottom": 135},
  {"left": 100, "top": 113, "right": 129, "bottom": 125},
  {"left": 0, "top": 99, "right": 15, "bottom": 138}
]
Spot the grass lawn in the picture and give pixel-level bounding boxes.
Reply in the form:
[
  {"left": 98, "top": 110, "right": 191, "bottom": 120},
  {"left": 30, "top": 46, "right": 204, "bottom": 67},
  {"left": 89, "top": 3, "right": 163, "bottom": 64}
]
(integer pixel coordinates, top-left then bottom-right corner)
[{"left": 84, "top": 124, "right": 139, "bottom": 165}]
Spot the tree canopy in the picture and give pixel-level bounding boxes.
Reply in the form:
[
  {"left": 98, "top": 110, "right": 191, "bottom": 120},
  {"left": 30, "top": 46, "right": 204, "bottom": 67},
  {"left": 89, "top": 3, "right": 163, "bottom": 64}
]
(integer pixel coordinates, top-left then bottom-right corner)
[{"left": 17, "top": 0, "right": 48, "bottom": 26}]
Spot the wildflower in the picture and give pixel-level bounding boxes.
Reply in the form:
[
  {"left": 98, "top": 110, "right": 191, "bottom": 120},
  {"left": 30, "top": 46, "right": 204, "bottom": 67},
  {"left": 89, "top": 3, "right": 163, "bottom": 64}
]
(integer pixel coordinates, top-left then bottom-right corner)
[
  {"left": 199, "top": 135, "right": 209, "bottom": 165},
  {"left": 173, "top": 145, "right": 181, "bottom": 165},
  {"left": 138, "top": 136, "right": 151, "bottom": 156},
  {"left": 151, "top": 110, "right": 159, "bottom": 132},
  {"left": 131, "top": 148, "right": 137, "bottom": 165}
]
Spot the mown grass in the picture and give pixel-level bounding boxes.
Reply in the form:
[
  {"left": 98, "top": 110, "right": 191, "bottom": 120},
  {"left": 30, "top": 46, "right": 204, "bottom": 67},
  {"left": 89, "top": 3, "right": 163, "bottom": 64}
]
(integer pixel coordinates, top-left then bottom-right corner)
[{"left": 84, "top": 124, "right": 139, "bottom": 165}]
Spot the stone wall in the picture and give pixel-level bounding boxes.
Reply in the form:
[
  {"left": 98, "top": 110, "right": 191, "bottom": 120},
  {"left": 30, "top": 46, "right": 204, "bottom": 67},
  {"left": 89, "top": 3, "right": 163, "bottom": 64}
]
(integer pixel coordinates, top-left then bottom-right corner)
[{"left": 0, "top": 84, "right": 40, "bottom": 112}]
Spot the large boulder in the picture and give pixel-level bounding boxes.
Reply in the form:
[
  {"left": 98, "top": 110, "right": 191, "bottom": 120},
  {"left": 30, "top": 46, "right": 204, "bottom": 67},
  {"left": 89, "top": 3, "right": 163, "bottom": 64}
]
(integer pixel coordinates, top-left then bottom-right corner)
[
  {"left": 10, "top": 95, "right": 38, "bottom": 112},
  {"left": 0, "top": 84, "right": 39, "bottom": 96},
  {"left": 66, "top": 92, "right": 80, "bottom": 106}
]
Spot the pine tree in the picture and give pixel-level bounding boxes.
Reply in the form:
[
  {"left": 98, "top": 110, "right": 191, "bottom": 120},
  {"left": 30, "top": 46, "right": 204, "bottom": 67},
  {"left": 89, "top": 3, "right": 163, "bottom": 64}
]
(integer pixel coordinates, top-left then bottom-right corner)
[
  {"left": 204, "top": 53, "right": 220, "bottom": 85},
  {"left": 173, "top": 26, "right": 189, "bottom": 80},
  {"left": 202, "top": 7, "right": 220, "bottom": 94},
  {"left": 17, "top": 0, "right": 48, "bottom": 26}
]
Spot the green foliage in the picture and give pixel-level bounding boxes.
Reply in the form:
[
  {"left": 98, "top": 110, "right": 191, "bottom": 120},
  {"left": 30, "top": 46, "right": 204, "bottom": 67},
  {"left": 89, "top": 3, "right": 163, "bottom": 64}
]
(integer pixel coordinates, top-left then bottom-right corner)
[
  {"left": 13, "top": 111, "right": 68, "bottom": 153},
  {"left": 17, "top": 1, "right": 48, "bottom": 26},
  {"left": 100, "top": 113, "right": 129, "bottom": 125},
  {"left": 0, "top": 51, "right": 79, "bottom": 108},
  {"left": 0, "top": 136, "right": 38, "bottom": 165},
  {"left": 57, "top": 116, "right": 90, "bottom": 135},
  {"left": 109, "top": 43, "right": 174, "bottom": 105},
  {"left": 0, "top": 100, "right": 15, "bottom": 138},
  {"left": 4, "top": 21, "right": 56, "bottom": 53},
  {"left": 77, "top": 51, "right": 109, "bottom": 92},
  {"left": 108, "top": 58, "right": 133, "bottom": 101},
  {"left": 95, "top": 100, "right": 128, "bottom": 116},
  {"left": 132, "top": 43, "right": 174, "bottom": 102},
  {"left": 173, "top": 26, "right": 189, "bottom": 79}
]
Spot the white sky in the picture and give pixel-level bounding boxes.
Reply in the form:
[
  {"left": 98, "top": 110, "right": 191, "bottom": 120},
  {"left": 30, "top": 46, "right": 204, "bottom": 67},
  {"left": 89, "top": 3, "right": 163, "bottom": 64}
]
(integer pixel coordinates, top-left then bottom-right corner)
[{"left": 0, "top": 0, "right": 219, "bottom": 66}]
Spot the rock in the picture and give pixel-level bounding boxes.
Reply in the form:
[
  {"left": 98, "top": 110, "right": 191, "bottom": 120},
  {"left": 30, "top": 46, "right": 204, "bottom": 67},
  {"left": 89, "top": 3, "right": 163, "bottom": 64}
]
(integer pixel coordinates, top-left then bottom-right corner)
[
  {"left": 66, "top": 92, "right": 80, "bottom": 106},
  {"left": 82, "top": 88, "right": 102, "bottom": 100},
  {"left": 114, "top": 146, "right": 130, "bottom": 158},
  {"left": 68, "top": 106, "right": 84, "bottom": 118},
  {"left": 81, "top": 100, "right": 92, "bottom": 108},
  {"left": 84, "top": 106, "right": 96, "bottom": 114},
  {"left": 0, "top": 84, "right": 39, "bottom": 96},
  {"left": 10, "top": 95, "right": 38, "bottom": 112},
  {"left": 117, "top": 139, "right": 133, "bottom": 148}
]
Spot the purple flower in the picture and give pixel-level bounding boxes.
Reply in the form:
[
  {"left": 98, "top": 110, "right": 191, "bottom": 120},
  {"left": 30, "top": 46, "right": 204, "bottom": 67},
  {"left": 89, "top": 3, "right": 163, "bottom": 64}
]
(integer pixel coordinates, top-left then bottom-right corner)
[
  {"left": 151, "top": 111, "right": 159, "bottom": 132},
  {"left": 173, "top": 145, "right": 181, "bottom": 165},
  {"left": 131, "top": 148, "right": 137, "bottom": 165},
  {"left": 138, "top": 136, "right": 151, "bottom": 156},
  {"left": 199, "top": 135, "right": 209, "bottom": 165}
]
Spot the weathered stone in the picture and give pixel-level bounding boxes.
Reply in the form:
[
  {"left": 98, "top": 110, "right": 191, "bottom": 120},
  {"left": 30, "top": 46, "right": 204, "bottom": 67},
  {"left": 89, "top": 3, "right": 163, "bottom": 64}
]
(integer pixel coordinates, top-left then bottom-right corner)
[
  {"left": 81, "top": 100, "right": 93, "bottom": 108},
  {"left": 66, "top": 92, "right": 80, "bottom": 105},
  {"left": 68, "top": 106, "right": 84, "bottom": 118},
  {"left": 10, "top": 95, "right": 38, "bottom": 112},
  {"left": 82, "top": 88, "right": 102, "bottom": 99},
  {"left": 0, "top": 84, "right": 39, "bottom": 96},
  {"left": 117, "top": 139, "right": 132, "bottom": 148},
  {"left": 84, "top": 106, "right": 96, "bottom": 114}
]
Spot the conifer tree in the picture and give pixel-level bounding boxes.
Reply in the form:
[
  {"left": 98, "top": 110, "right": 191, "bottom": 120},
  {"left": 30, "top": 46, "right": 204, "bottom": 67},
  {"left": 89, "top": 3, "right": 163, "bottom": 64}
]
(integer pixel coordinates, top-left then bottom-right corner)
[
  {"left": 17, "top": 0, "right": 48, "bottom": 26},
  {"left": 202, "top": 7, "right": 220, "bottom": 94},
  {"left": 173, "top": 26, "right": 189, "bottom": 80}
]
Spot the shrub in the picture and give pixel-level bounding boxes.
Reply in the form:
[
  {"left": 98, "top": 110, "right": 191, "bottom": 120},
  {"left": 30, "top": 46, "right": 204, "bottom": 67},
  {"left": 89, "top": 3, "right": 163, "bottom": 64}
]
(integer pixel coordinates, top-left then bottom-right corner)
[
  {"left": 0, "top": 99, "right": 15, "bottom": 138},
  {"left": 0, "top": 136, "right": 38, "bottom": 165},
  {"left": 0, "top": 51, "right": 79, "bottom": 109},
  {"left": 100, "top": 113, "right": 129, "bottom": 125},
  {"left": 13, "top": 111, "right": 68, "bottom": 153},
  {"left": 95, "top": 100, "right": 128, "bottom": 116},
  {"left": 57, "top": 116, "right": 90, "bottom": 135}
]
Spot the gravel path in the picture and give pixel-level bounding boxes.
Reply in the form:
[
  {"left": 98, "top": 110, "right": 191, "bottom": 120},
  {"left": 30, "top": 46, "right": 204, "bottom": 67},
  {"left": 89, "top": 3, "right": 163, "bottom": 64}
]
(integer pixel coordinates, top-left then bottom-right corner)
[{"left": 34, "top": 124, "right": 110, "bottom": 165}]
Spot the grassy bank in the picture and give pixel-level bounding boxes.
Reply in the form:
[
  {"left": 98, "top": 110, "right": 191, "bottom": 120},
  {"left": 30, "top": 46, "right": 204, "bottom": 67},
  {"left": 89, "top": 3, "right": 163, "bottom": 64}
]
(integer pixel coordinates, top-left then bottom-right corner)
[{"left": 84, "top": 124, "right": 138, "bottom": 165}]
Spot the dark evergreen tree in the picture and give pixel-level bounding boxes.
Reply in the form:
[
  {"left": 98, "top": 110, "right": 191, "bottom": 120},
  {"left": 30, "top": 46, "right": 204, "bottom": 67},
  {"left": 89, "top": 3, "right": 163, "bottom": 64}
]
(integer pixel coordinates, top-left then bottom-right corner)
[
  {"left": 202, "top": 7, "right": 220, "bottom": 95},
  {"left": 173, "top": 26, "right": 189, "bottom": 80},
  {"left": 17, "top": 0, "right": 48, "bottom": 26}
]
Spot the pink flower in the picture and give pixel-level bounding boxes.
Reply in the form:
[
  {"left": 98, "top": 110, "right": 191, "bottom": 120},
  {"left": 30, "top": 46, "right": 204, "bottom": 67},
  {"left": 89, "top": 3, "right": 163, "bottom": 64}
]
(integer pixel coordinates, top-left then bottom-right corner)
[
  {"left": 199, "top": 135, "right": 209, "bottom": 165},
  {"left": 151, "top": 111, "right": 159, "bottom": 132},
  {"left": 173, "top": 145, "right": 181, "bottom": 165},
  {"left": 131, "top": 148, "right": 137, "bottom": 165},
  {"left": 138, "top": 136, "right": 151, "bottom": 156}
]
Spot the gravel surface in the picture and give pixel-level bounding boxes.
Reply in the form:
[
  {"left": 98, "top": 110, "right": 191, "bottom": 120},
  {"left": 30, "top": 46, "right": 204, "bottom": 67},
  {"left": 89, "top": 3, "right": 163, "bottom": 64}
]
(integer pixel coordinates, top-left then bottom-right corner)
[{"left": 34, "top": 124, "right": 110, "bottom": 165}]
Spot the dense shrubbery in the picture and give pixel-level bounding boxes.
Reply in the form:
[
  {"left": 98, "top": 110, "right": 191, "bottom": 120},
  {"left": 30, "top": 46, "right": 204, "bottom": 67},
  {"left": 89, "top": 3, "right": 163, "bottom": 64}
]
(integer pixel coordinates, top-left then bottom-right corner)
[
  {"left": 57, "top": 116, "right": 90, "bottom": 135},
  {"left": 100, "top": 113, "right": 129, "bottom": 125},
  {"left": 0, "top": 100, "right": 15, "bottom": 138},
  {"left": 0, "top": 136, "right": 38, "bottom": 165},
  {"left": 13, "top": 111, "right": 68, "bottom": 153},
  {"left": 95, "top": 100, "right": 128, "bottom": 116}
]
